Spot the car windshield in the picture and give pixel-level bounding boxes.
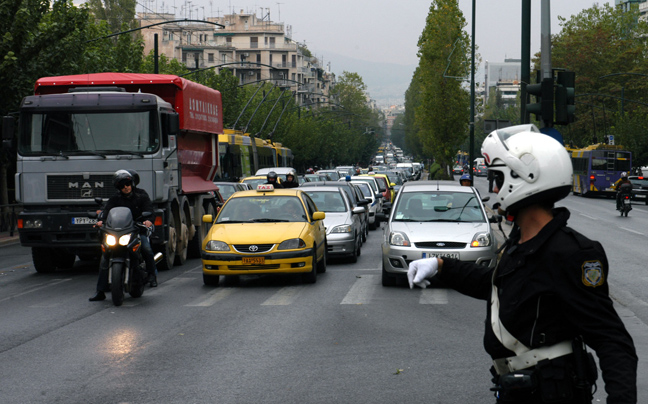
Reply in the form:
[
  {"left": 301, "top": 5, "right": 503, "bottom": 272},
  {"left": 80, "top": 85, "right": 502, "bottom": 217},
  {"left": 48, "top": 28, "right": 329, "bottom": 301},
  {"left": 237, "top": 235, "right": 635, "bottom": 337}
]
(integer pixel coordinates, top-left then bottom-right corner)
[
  {"left": 393, "top": 191, "right": 485, "bottom": 223},
  {"left": 303, "top": 191, "right": 347, "bottom": 212},
  {"left": 216, "top": 184, "right": 237, "bottom": 200},
  {"left": 353, "top": 182, "right": 372, "bottom": 198},
  {"left": 217, "top": 196, "right": 306, "bottom": 223}
]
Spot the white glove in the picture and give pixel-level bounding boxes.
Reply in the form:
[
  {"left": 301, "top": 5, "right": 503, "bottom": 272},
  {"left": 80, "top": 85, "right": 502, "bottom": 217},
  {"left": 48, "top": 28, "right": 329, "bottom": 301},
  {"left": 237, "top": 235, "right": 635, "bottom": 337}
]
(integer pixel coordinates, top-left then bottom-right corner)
[{"left": 407, "top": 258, "right": 439, "bottom": 289}]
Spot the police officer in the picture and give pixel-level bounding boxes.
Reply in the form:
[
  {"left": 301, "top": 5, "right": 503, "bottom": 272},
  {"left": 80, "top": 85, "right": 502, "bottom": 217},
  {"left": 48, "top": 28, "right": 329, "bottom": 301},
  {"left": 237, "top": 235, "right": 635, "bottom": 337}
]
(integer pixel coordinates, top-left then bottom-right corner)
[
  {"left": 282, "top": 169, "right": 299, "bottom": 188},
  {"left": 265, "top": 171, "right": 283, "bottom": 188},
  {"left": 408, "top": 125, "right": 637, "bottom": 403},
  {"left": 90, "top": 170, "right": 158, "bottom": 301}
]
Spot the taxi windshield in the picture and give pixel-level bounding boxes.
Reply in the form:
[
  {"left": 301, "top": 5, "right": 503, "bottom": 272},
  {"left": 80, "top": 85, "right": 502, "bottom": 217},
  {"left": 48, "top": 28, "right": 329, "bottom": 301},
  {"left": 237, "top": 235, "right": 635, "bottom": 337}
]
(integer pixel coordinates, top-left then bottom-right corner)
[{"left": 217, "top": 196, "right": 306, "bottom": 223}]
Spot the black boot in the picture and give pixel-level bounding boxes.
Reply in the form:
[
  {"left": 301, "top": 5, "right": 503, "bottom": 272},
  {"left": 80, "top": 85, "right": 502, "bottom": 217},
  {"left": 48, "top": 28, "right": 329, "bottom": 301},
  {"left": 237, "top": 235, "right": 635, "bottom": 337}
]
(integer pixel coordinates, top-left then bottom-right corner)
[
  {"left": 149, "top": 275, "right": 158, "bottom": 287},
  {"left": 89, "top": 291, "right": 106, "bottom": 301}
]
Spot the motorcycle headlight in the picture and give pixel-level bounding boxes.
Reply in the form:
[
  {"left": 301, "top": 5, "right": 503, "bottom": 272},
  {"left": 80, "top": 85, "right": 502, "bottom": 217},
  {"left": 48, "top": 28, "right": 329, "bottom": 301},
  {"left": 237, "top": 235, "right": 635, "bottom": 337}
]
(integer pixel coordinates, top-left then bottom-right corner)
[
  {"left": 389, "top": 231, "right": 411, "bottom": 246},
  {"left": 106, "top": 234, "right": 117, "bottom": 246},
  {"left": 205, "top": 240, "right": 230, "bottom": 251},
  {"left": 119, "top": 234, "right": 131, "bottom": 246},
  {"left": 471, "top": 232, "right": 492, "bottom": 247},
  {"left": 330, "top": 224, "right": 352, "bottom": 233},
  {"left": 278, "top": 238, "right": 306, "bottom": 250}
]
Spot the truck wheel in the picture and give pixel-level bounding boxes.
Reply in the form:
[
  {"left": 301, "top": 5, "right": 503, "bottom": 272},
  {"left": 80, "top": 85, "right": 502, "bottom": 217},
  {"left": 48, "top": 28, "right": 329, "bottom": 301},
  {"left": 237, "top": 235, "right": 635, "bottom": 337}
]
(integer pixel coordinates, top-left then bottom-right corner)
[
  {"left": 32, "top": 247, "right": 56, "bottom": 273},
  {"left": 188, "top": 201, "right": 215, "bottom": 259}
]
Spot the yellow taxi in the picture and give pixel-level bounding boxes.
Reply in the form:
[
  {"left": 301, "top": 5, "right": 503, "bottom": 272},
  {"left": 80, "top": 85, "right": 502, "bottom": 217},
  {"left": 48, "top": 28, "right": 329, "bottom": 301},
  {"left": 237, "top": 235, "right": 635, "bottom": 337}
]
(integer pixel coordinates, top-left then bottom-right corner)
[{"left": 201, "top": 184, "right": 327, "bottom": 285}]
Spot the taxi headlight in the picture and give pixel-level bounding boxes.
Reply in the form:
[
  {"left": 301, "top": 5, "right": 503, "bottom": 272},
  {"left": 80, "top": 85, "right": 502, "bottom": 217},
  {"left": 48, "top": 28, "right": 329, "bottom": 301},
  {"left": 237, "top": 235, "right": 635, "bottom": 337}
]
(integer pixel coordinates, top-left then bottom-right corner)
[
  {"left": 119, "top": 234, "right": 131, "bottom": 246},
  {"left": 330, "top": 224, "right": 352, "bottom": 233},
  {"left": 389, "top": 231, "right": 411, "bottom": 247},
  {"left": 106, "top": 234, "right": 117, "bottom": 246},
  {"left": 278, "top": 238, "right": 306, "bottom": 250},
  {"left": 471, "top": 232, "right": 492, "bottom": 247},
  {"left": 205, "top": 240, "right": 230, "bottom": 251}
]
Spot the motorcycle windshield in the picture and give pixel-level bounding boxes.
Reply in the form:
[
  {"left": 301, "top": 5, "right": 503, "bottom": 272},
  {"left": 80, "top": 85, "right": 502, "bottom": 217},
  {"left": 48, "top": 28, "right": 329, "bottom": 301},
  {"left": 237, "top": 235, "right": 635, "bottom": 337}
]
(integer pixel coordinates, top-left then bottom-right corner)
[{"left": 106, "top": 207, "right": 134, "bottom": 231}]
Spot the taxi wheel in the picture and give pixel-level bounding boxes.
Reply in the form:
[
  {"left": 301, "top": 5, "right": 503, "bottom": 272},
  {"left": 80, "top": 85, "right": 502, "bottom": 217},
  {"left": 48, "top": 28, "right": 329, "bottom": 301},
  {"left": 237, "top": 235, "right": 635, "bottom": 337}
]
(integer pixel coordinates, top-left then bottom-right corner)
[
  {"left": 203, "top": 273, "right": 220, "bottom": 286},
  {"left": 302, "top": 249, "right": 318, "bottom": 284},
  {"left": 317, "top": 243, "right": 327, "bottom": 273}
]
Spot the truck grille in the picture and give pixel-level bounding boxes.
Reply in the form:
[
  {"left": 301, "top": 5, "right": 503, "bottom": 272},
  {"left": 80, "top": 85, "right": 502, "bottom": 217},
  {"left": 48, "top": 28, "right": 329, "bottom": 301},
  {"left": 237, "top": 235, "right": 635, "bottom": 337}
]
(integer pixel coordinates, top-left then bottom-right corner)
[{"left": 47, "top": 174, "right": 114, "bottom": 200}]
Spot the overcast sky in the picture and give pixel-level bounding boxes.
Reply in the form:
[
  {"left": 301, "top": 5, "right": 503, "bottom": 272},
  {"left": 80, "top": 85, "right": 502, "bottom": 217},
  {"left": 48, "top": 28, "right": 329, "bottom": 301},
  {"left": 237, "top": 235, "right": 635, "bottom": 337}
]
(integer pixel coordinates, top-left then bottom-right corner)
[{"left": 135, "top": 0, "right": 605, "bottom": 106}]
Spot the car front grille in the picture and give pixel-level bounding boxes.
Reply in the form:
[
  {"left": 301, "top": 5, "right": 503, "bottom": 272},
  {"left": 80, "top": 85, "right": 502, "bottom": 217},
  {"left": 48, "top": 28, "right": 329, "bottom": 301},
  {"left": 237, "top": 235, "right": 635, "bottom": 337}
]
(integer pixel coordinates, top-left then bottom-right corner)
[
  {"left": 228, "top": 265, "right": 281, "bottom": 270},
  {"left": 232, "top": 244, "right": 274, "bottom": 253},
  {"left": 414, "top": 241, "right": 466, "bottom": 249}
]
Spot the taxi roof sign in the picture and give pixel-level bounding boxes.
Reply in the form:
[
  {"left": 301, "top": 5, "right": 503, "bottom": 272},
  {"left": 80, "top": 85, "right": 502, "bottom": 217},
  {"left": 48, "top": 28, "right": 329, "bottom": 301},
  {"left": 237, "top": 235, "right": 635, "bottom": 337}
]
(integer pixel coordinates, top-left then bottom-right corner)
[{"left": 257, "top": 184, "right": 274, "bottom": 191}]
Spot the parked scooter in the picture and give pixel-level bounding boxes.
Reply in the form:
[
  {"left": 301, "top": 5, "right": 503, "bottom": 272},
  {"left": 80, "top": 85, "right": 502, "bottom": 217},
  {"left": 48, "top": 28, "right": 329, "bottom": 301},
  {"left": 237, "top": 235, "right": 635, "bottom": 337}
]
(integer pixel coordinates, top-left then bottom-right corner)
[{"left": 90, "top": 203, "right": 162, "bottom": 306}]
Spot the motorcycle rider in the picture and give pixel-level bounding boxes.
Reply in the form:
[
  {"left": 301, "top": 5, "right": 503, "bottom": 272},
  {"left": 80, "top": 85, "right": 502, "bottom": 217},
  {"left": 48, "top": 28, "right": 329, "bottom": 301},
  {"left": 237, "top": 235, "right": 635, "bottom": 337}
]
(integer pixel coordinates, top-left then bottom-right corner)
[
  {"left": 265, "top": 171, "right": 284, "bottom": 188},
  {"left": 89, "top": 169, "right": 158, "bottom": 302},
  {"left": 282, "top": 169, "right": 299, "bottom": 188},
  {"left": 459, "top": 173, "right": 473, "bottom": 186},
  {"left": 615, "top": 172, "right": 633, "bottom": 210}
]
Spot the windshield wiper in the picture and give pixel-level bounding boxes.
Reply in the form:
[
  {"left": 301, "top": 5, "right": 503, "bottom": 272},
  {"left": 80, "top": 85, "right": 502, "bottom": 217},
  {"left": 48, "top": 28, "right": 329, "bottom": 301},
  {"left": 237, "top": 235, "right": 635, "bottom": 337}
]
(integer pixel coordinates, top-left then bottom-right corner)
[
  {"left": 101, "top": 149, "right": 145, "bottom": 157},
  {"left": 37, "top": 151, "right": 69, "bottom": 160},
  {"left": 251, "top": 218, "right": 289, "bottom": 222},
  {"left": 60, "top": 150, "right": 107, "bottom": 158}
]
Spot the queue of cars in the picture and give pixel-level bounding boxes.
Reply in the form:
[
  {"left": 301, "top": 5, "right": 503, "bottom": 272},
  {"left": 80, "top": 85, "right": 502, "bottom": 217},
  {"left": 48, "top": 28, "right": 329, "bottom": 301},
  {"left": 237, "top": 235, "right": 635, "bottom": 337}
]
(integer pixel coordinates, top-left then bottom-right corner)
[{"left": 204, "top": 163, "right": 497, "bottom": 288}]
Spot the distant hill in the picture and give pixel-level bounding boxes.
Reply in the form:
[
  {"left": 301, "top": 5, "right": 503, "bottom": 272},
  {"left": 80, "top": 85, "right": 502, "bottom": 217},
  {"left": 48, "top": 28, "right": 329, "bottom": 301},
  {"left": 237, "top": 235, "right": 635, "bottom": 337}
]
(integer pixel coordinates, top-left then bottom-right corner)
[{"left": 322, "top": 51, "right": 416, "bottom": 107}]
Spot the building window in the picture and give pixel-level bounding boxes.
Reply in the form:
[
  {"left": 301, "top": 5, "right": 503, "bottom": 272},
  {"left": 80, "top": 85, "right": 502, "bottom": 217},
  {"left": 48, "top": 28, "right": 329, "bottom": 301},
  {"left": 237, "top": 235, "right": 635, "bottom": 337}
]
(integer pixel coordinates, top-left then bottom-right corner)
[
  {"left": 269, "top": 54, "right": 273, "bottom": 65},
  {"left": 226, "top": 36, "right": 232, "bottom": 45},
  {"left": 256, "top": 53, "right": 261, "bottom": 63},
  {"left": 292, "top": 55, "right": 296, "bottom": 68},
  {"left": 222, "top": 53, "right": 227, "bottom": 63},
  {"left": 270, "top": 37, "right": 275, "bottom": 49},
  {"left": 208, "top": 53, "right": 214, "bottom": 62},
  {"left": 250, "top": 37, "right": 258, "bottom": 48}
]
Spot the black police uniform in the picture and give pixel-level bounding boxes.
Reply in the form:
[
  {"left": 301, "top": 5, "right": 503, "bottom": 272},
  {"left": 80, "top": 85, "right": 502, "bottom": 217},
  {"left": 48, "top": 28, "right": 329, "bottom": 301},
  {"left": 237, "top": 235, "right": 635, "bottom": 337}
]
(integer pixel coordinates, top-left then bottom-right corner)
[
  {"left": 282, "top": 180, "right": 299, "bottom": 188},
  {"left": 438, "top": 208, "right": 637, "bottom": 403}
]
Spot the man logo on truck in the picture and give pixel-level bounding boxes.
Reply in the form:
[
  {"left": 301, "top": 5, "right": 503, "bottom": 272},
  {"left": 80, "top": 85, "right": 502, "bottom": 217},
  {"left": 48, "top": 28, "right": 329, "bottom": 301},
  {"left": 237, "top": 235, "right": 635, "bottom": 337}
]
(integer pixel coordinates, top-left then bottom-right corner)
[{"left": 69, "top": 181, "right": 104, "bottom": 198}]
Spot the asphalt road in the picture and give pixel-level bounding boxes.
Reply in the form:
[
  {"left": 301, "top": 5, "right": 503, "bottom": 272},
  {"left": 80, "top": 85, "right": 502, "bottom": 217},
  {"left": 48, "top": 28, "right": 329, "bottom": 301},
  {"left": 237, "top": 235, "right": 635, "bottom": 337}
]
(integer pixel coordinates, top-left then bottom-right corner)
[{"left": 0, "top": 176, "right": 646, "bottom": 403}]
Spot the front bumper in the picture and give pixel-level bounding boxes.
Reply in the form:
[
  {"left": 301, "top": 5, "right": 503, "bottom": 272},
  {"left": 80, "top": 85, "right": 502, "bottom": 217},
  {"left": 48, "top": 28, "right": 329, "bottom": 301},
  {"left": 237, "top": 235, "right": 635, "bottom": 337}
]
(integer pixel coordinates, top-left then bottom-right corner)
[
  {"left": 202, "top": 247, "right": 315, "bottom": 275},
  {"left": 381, "top": 244, "right": 496, "bottom": 275},
  {"left": 326, "top": 233, "right": 356, "bottom": 256}
]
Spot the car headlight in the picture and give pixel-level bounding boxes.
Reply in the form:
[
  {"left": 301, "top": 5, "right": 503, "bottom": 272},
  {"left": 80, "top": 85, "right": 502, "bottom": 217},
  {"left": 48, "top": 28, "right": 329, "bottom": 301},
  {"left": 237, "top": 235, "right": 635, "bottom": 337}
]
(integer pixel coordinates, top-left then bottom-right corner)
[
  {"left": 119, "top": 234, "right": 131, "bottom": 246},
  {"left": 330, "top": 224, "right": 352, "bottom": 233},
  {"left": 205, "top": 240, "right": 230, "bottom": 251},
  {"left": 389, "top": 231, "right": 411, "bottom": 247},
  {"left": 106, "top": 234, "right": 117, "bottom": 246},
  {"left": 278, "top": 238, "right": 306, "bottom": 250},
  {"left": 471, "top": 232, "right": 492, "bottom": 247}
]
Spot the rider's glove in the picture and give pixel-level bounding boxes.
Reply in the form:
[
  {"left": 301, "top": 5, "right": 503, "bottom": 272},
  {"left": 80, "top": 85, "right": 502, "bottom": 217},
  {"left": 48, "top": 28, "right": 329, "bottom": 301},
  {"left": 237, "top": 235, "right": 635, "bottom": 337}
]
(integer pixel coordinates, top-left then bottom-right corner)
[{"left": 407, "top": 258, "right": 439, "bottom": 289}]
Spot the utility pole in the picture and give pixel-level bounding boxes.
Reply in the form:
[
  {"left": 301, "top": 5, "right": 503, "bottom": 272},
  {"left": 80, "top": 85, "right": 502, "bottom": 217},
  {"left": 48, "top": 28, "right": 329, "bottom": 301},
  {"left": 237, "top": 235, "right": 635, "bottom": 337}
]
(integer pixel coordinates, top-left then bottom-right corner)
[{"left": 520, "top": 0, "right": 531, "bottom": 124}]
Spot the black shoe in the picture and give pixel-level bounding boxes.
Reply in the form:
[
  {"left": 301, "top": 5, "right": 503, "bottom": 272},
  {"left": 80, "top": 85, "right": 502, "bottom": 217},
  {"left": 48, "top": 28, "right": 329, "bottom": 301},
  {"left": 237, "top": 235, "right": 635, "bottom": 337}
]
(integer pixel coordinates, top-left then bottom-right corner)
[
  {"left": 89, "top": 291, "right": 106, "bottom": 301},
  {"left": 149, "top": 276, "right": 158, "bottom": 287}
]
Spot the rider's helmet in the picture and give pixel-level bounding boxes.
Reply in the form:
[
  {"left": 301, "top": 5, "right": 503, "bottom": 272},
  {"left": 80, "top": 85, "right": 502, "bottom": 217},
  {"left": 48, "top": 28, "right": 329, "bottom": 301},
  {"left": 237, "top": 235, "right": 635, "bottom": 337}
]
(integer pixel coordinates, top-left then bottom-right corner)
[
  {"left": 113, "top": 169, "right": 134, "bottom": 190},
  {"left": 126, "top": 169, "right": 140, "bottom": 187},
  {"left": 306, "top": 168, "right": 315, "bottom": 174},
  {"left": 459, "top": 173, "right": 473, "bottom": 186},
  {"left": 287, "top": 169, "right": 297, "bottom": 181},
  {"left": 481, "top": 124, "right": 572, "bottom": 214},
  {"left": 267, "top": 171, "right": 278, "bottom": 182},
  {"left": 621, "top": 171, "right": 628, "bottom": 180}
]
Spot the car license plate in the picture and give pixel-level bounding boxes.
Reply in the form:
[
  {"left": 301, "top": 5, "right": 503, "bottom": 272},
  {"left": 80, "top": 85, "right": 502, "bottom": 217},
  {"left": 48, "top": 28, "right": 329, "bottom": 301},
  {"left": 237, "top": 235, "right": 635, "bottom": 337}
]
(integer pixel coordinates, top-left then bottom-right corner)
[
  {"left": 72, "top": 217, "right": 97, "bottom": 225},
  {"left": 423, "top": 252, "right": 459, "bottom": 259},
  {"left": 242, "top": 256, "right": 265, "bottom": 265}
]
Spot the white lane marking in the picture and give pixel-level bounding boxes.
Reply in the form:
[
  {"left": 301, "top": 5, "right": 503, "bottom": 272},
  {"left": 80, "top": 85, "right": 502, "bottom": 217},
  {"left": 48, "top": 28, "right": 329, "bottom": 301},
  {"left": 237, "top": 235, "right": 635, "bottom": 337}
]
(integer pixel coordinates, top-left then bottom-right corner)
[
  {"left": 0, "top": 279, "right": 72, "bottom": 303},
  {"left": 419, "top": 289, "right": 448, "bottom": 304},
  {"left": 186, "top": 288, "right": 236, "bottom": 306},
  {"left": 579, "top": 213, "right": 598, "bottom": 221},
  {"left": 0, "top": 261, "right": 33, "bottom": 272},
  {"left": 261, "top": 286, "right": 306, "bottom": 306},
  {"left": 619, "top": 226, "right": 644, "bottom": 236},
  {"left": 341, "top": 275, "right": 377, "bottom": 304}
]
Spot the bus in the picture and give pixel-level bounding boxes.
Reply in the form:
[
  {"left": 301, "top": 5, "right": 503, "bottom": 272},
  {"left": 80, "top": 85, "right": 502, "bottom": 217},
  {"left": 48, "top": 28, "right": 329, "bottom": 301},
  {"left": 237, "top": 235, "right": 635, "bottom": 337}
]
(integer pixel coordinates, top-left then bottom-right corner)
[
  {"left": 215, "top": 130, "right": 293, "bottom": 181},
  {"left": 569, "top": 144, "right": 632, "bottom": 197}
]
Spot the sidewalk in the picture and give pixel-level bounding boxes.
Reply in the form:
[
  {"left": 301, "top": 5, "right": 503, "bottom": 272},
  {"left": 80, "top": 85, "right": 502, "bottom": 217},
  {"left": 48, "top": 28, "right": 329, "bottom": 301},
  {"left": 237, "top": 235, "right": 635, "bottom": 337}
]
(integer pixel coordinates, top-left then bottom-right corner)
[{"left": 0, "top": 229, "right": 19, "bottom": 246}]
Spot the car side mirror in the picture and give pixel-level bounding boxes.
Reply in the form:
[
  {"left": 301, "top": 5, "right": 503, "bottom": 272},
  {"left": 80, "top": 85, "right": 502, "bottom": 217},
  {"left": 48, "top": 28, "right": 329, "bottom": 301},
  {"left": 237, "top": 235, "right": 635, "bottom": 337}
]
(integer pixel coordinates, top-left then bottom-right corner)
[{"left": 481, "top": 196, "right": 490, "bottom": 202}]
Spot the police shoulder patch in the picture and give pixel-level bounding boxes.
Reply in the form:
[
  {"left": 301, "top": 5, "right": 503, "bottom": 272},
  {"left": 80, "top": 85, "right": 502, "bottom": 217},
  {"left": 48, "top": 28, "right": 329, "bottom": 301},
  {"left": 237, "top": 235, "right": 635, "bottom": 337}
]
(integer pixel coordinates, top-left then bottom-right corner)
[{"left": 581, "top": 260, "right": 604, "bottom": 287}]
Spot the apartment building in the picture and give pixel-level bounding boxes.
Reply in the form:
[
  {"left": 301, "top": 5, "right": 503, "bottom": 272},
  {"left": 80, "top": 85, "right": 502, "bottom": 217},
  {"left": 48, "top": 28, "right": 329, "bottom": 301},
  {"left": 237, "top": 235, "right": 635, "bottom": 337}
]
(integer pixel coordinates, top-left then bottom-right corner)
[{"left": 137, "top": 11, "right": 336, "bottom": 107}]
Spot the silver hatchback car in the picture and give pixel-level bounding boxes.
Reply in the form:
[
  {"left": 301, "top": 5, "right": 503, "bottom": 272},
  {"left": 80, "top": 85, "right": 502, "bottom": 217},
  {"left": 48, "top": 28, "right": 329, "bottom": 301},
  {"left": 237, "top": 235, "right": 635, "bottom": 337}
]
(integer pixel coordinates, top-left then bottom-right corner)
[
  {"left": 381, "top": 181, "right": 497, "bottom": 286},
  {"left": 302, "top": 187, "right": 365, "bottom": 263}
]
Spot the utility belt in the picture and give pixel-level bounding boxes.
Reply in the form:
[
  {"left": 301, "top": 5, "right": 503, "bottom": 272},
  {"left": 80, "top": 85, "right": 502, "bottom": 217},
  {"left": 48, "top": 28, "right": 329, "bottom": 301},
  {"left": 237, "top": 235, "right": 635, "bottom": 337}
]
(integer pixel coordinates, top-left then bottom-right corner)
[{"left": 492, "top": 340, "right": 572, "bottom": 375}]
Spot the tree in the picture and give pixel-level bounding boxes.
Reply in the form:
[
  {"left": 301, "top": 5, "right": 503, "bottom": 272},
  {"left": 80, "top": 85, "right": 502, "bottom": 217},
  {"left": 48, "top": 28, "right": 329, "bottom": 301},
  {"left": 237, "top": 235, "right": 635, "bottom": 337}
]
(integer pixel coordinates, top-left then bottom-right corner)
[{"left": 411, "top": 0, "right": 471, "bottom": 178}]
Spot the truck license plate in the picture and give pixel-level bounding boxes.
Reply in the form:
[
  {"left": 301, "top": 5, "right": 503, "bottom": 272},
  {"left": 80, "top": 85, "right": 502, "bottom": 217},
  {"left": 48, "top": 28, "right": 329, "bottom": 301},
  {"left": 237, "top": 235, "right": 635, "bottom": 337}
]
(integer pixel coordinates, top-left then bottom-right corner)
[
  {"left": 72, "top": 217, "right": 97, "bottom": 225},
  {"left": 242, "top": 257, "right": 265, "bottom": 265},
  {"left": 423, "top": 252, "right": 459, "bottom": 259}
]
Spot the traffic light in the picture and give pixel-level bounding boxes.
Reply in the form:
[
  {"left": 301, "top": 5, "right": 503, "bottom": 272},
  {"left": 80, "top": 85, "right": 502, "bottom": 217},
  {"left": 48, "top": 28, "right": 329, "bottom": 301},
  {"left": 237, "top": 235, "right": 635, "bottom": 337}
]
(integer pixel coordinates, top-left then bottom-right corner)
[
  {"left": 555, "top": 71, "right": 576, "bottom": 125},
  {"left": 526, "top": 72, "right": 554, "bottom": 124}
]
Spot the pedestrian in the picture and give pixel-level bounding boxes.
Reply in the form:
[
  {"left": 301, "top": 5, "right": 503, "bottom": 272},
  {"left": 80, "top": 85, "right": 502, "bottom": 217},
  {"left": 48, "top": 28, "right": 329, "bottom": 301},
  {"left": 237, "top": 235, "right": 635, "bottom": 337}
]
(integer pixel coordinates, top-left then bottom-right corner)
[
  {"left": 90, "top": 169, "right": 158, "bottom": 301},
  {"left": 408, "top": 125, "right": 637, "bottom": 403}
]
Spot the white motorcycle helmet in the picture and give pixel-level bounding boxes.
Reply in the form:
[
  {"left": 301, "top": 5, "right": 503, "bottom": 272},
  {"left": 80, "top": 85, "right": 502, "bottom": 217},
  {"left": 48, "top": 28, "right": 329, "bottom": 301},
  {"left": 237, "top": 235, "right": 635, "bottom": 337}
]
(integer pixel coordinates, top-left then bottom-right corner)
[{"left": 481, "top": 124, "right": 572, "bottom": 213}]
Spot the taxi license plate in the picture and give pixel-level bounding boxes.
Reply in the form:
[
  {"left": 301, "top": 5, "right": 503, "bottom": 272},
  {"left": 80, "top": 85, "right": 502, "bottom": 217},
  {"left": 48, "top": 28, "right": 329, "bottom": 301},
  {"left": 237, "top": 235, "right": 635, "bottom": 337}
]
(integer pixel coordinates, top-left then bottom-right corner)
[
  {"left": 423, "top": 252, "right": 459, "bottom": 259},
  {"left": 242, "top": 257, "right": 265, "bottom": 265},
  {"left": 72, "top": 217, "right": 97, "bottom": 225}
]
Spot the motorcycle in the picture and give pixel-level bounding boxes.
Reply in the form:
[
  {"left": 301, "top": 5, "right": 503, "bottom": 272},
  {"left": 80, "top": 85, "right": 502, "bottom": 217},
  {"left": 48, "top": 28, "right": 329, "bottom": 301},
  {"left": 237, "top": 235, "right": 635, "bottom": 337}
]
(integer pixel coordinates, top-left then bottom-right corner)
[
  {"left": 619, "top": 193, "right": 632, "bottom": 217},
  {"left": 91, "top": 203, "right": 162, "bottom": 306}
]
